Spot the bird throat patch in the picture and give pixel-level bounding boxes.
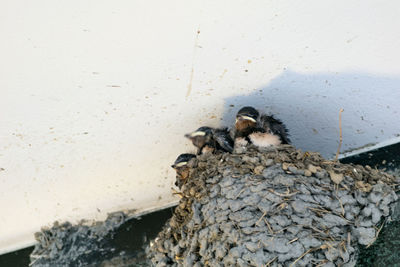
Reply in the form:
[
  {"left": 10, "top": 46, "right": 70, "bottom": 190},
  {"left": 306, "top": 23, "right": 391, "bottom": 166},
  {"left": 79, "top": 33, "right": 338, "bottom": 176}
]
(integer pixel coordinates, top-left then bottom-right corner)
[{"left": 235, "top": 119, "right": 256, "bottom": 132}]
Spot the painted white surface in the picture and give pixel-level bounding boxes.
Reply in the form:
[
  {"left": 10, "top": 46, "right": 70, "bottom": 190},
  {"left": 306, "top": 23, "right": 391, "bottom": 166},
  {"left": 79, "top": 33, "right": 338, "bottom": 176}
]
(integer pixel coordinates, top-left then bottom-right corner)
[{"left": 1, "top": 0, "right": 400, "bottom": 254}]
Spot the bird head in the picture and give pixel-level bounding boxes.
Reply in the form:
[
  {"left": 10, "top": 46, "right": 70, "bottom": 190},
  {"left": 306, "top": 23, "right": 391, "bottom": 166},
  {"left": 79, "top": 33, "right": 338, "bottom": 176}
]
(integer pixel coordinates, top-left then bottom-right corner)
[
  {"left": 184, "top": 126, "right": 213, "bottom": 148},
  {"left": 235, "top": 106, "right": 259, "bottom": 132},
  {"left": 171, "top": 153, "right": 196, "bottom": 169}
]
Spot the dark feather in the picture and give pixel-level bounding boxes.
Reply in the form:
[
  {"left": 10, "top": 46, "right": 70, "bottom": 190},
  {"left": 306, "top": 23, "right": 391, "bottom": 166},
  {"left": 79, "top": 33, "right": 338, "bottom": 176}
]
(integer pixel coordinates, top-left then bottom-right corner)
[
  {"left": 259, "top": 114, "right": 291, "bottom": 144},
  {"left": 185, "top": 126, "right": 234, "bottom": 154},
  {"left": 213, "top": 128, "right": 234, "bottom": 153}
]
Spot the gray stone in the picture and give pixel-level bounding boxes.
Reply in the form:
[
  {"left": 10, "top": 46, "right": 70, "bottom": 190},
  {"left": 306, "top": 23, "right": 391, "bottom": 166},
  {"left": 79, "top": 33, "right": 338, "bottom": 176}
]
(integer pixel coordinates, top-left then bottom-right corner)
[
  {"left": 264, "top": 159, "right": 274, "bottom": 167},
  {"left": 371, "top": 206, "right": 382, "bottom": 224},
  {"left": 291, "top": 215, "right": 312, "bottom": 226},
  {"left": 243, "top": 194, "right": 261, "bottom": 206},
  {"left": 264, "top": 191, "right": 283, "bottom": 203},
  {"left": 362, "top": 205, "right": 372, "bottom": 217},
  {"left": 291, "top": 200, "right": 308, "bottom": 213},
  {"left": 355, "top": 191, "right": 369, "bottom": 205},
  {"left": 244, "top": 242, "right": 259, "bottom": 253},
  {"left": 219, "top": 177, "right": 236, "bottom": 187},
  {"left": 340, "top": 194, "right": 357, "bottom": 205},
  {"left": 315, "top": 170, "right": 328, "bottom": 179},
  {"left": 274, "top": 174, "right": 295, "bottom": 186},
  {"left": 353, "top": 227, "right": 376, "bottom": 245},
  {"left": 325, "top": 246, "right": 340, "bottom": 261},
  {"left": 229, "top": 210, "right": 255, "bottom": 222},
  {"left": 300, "top": 235, "right": 322, "bottom": 249},
  {"left": 320, "top": 214, "right": 348, "bottom": 228},
  {"left": 228, "top": 199, "right": 245, "bottom": 212}
]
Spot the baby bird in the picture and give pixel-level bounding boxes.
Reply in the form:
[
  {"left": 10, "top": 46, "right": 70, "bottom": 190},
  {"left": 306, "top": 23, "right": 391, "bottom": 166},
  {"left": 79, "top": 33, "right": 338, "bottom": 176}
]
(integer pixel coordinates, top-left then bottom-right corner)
[
  {"left": 171, "top": 153, "right": 196, "bottom": 188},
  {"left": 234, "top": 106, "right": 259, "bottom": 138},
  {"left": 185, "top": 126, "right": 233, "bottom": 155},
  {"left": 234, "top": 106, "right": 290, "bottom": 148}
]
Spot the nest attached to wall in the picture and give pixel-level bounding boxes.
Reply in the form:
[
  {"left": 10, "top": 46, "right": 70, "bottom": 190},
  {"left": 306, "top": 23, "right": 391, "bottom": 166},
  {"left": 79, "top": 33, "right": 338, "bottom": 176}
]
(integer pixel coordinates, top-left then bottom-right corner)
[
  {"left": 148, "top": 145, "right": 399, "bottom": 267},
  {"left": 30, "top": 212, "right": 126, "bottom": 267}
]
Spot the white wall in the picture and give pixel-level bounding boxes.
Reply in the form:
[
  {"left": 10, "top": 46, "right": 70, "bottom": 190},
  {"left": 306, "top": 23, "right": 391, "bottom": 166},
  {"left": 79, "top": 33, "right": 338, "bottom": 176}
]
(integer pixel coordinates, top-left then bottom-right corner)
[{"left": 1, "top": 0, "right": 400, "bottom": 253}]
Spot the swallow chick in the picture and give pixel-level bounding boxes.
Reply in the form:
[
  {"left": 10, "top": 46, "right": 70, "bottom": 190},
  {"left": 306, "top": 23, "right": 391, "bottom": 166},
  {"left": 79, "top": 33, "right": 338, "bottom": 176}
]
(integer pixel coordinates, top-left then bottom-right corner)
[
  {"left": 185, "top": 126, "right": 233, "bottom": 155},
  {"left": 171, "top": 153, "right": 196, "bottom": 188},
  {"left": 234, "top": 106, "right": 290, "bottom": 148},
  {"left": 234, "top": 106, "right": 259, "bottom": 138},
  {"left": 232, "top": 106, "right": 259, "bottom": 149}
]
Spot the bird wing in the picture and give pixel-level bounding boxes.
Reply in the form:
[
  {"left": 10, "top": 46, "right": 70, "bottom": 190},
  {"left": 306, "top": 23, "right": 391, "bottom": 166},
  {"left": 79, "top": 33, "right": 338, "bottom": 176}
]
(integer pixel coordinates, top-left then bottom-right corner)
[
  {"left": 213, "top": 128, "right": 234, "bottom": 153},
  {"left": 259, "top": 115, "right": 291, "bottom": 144}
]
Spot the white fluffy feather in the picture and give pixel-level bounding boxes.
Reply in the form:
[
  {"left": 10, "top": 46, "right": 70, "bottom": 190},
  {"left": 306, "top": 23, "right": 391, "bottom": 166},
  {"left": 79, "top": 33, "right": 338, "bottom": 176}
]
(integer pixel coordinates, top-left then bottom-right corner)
[
  {"left": 249, "top": 132, "right": 281, "bottom": 147},
  {"left": 234, "top": 137, "right": 249, "bottom": 147}
]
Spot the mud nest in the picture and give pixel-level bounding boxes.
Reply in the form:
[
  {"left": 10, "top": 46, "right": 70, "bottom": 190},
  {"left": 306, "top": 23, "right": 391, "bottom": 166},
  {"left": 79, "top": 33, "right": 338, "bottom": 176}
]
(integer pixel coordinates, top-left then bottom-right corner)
[
  {"left": 30, "top": 212, "right": 126, "bottom": 267},
  {"left": 148, "top": 145, "right": 399, "bottom": 266}
]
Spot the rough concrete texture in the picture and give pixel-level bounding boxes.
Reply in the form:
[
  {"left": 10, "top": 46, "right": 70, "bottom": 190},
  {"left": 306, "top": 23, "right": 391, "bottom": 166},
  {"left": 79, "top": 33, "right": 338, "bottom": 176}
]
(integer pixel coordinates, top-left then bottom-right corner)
[
  {"left": 30, "top": 212, "right": 126, "bottom": 266},
  {"left": 148, "top": 145, "right": 399, "bottom": 266}
]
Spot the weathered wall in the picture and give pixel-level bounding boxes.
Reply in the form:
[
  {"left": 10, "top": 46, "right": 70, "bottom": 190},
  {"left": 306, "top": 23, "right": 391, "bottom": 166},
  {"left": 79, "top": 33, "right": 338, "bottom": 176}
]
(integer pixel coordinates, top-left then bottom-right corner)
[{"left": 1, "top": 0, "right": 400, "bottom": 253}]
